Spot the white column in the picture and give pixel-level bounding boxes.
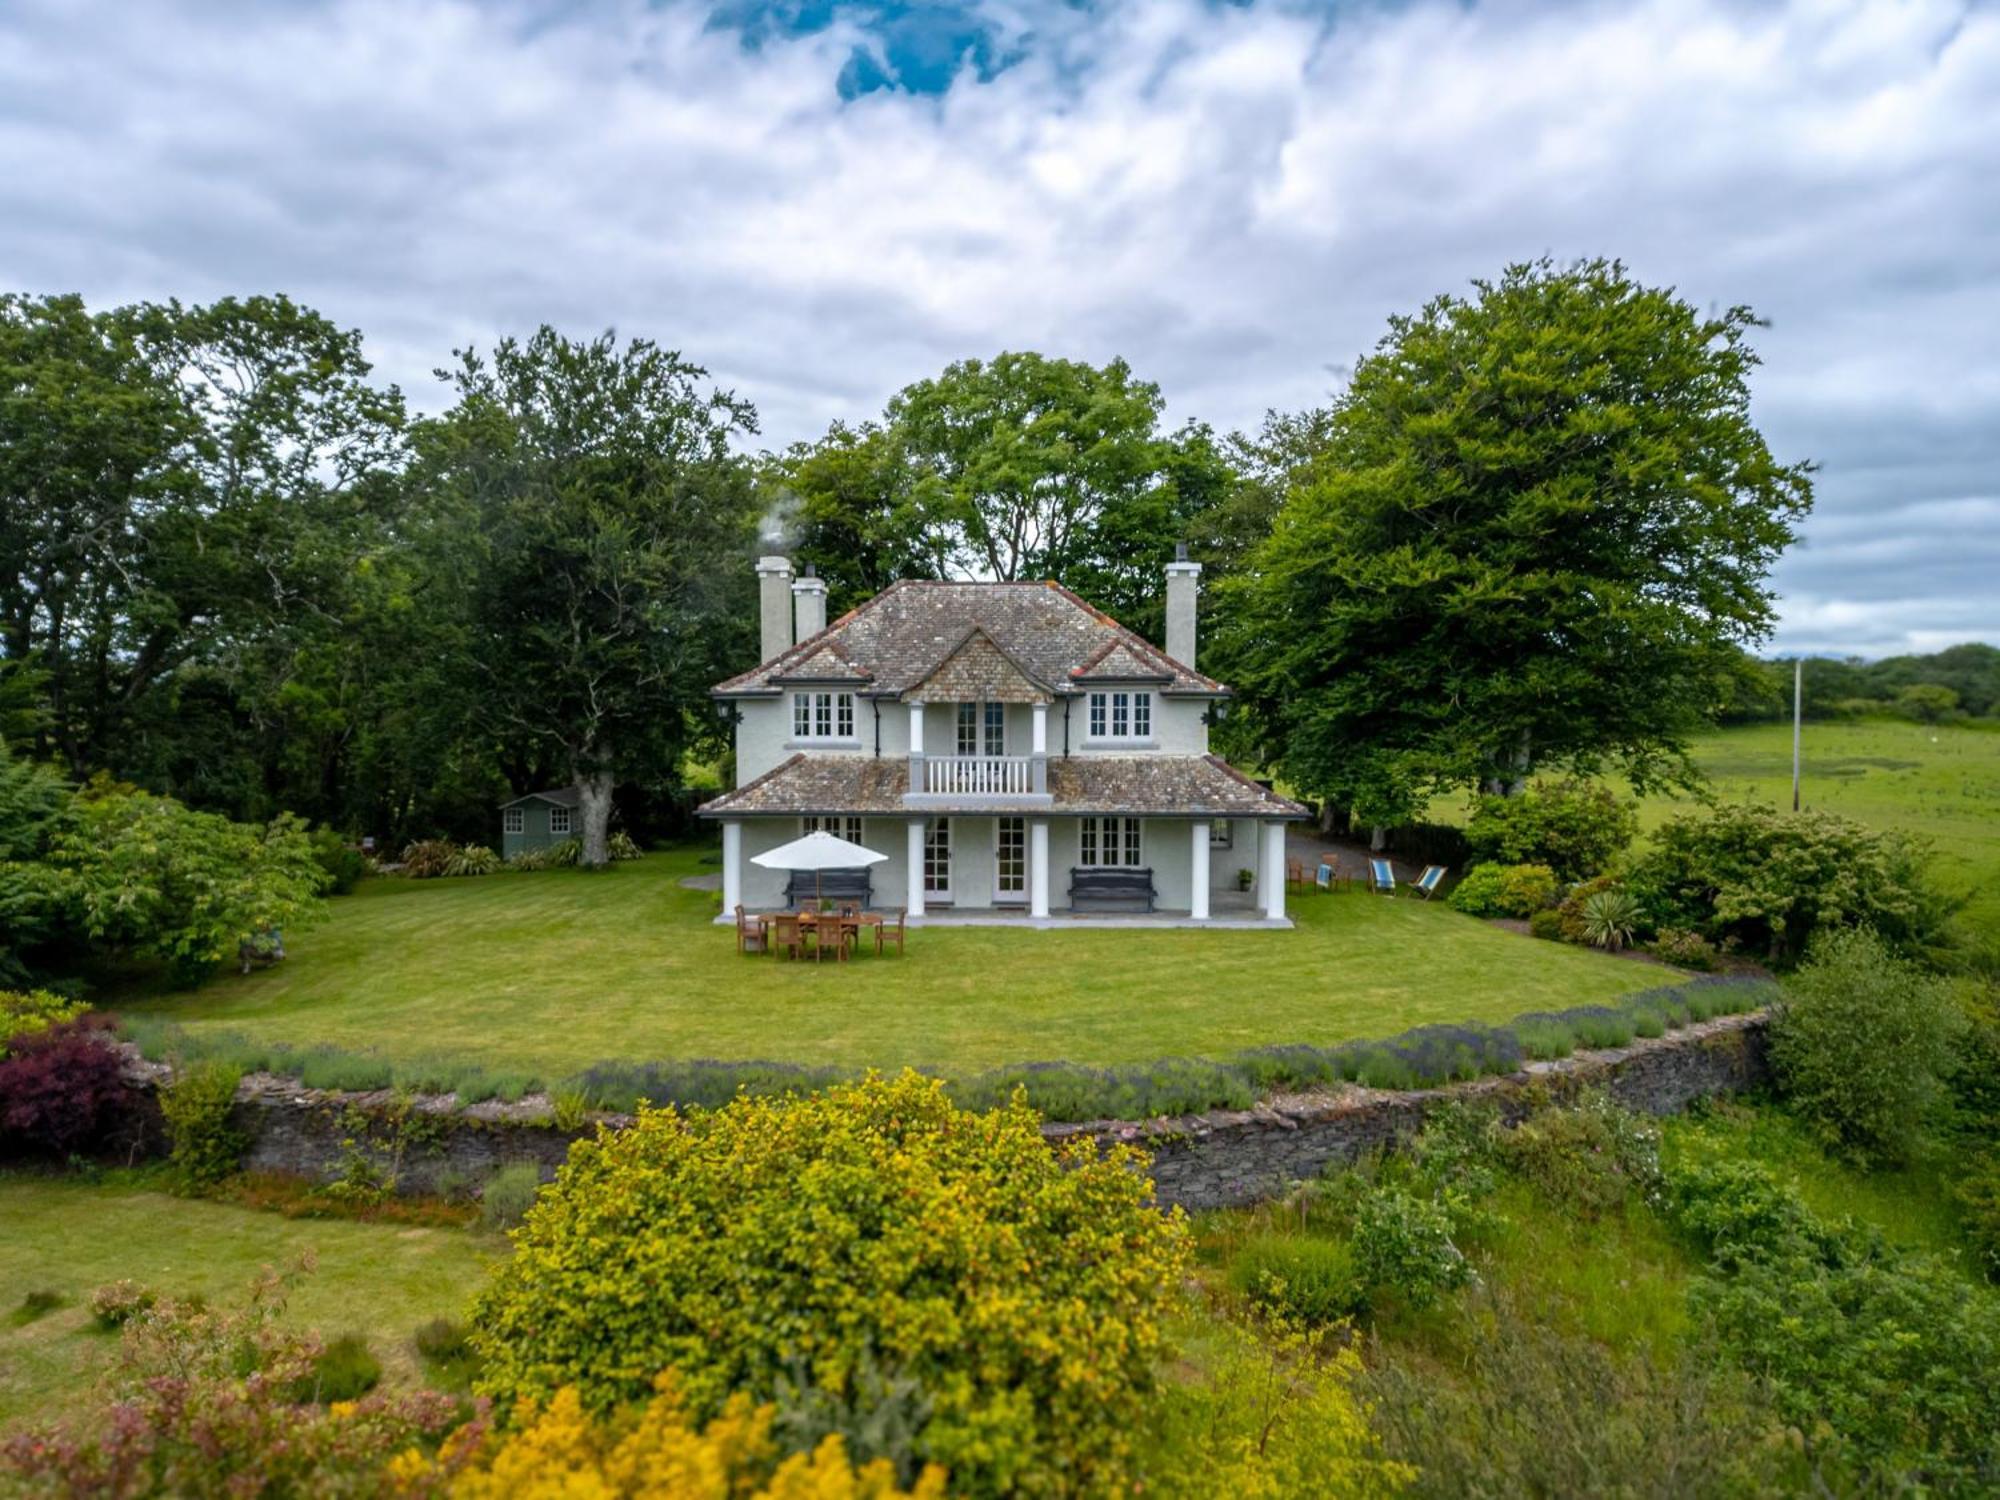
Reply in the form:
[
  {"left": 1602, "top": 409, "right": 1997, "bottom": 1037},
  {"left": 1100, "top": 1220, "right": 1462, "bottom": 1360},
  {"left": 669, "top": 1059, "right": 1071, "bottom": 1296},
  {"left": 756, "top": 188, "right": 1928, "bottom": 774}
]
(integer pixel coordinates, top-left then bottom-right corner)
[
  {"left": 721, "top": 821, "right": 743, "bottom": 913},
  {"left": 1029, "top": 818, "right": 1050, "bottom": 918},
  {"left": 1031, "top": 702, "right": 1047, "bottom": 754},
  {"left": 1261, "top": 820, "right": 1286, "bottom": 921},
  {"left": 908, "top": 701, "right": 925, "bottom": 753},
  {"left": 1190, "top": 820, "right": 1210, "bottom": 920},
  {"left": 906, "top": 818, "right": 926, "bottom": 915}
]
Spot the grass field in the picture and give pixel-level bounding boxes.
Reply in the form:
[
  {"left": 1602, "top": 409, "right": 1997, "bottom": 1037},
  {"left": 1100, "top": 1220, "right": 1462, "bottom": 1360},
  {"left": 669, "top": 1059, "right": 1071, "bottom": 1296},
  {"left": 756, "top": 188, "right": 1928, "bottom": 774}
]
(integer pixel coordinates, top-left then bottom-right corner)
[
  {"left": 0, "top": 1173, "right": 493, "bottom": 1430},
  {"left": 1432, "top": 717, "right": 1999, "bottom": 933},
  {"left": 115, "top": 848, "right": 1666, "bottom": 1080}
]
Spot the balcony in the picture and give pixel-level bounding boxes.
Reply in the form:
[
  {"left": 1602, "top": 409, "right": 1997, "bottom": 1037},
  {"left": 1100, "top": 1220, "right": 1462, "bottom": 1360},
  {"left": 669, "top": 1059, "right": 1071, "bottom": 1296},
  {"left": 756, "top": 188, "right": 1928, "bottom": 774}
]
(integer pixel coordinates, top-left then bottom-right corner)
[{"left": 904, "top": 754, "right": 1050, "bottom": 807}]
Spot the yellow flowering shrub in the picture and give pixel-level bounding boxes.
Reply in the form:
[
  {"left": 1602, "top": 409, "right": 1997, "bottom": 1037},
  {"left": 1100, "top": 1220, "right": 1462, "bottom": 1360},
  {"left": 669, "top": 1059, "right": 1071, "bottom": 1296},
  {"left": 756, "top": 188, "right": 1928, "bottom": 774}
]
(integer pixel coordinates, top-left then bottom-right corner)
[
  {"left": 0, "top": 988, "right": 85, "bottom": 1057},
  {"left": 469, "top": 1071, "right": 1189, "bottom": 1498},
  {"left": 397, "top": 1378, "right": 945, "bottom": 1499}
]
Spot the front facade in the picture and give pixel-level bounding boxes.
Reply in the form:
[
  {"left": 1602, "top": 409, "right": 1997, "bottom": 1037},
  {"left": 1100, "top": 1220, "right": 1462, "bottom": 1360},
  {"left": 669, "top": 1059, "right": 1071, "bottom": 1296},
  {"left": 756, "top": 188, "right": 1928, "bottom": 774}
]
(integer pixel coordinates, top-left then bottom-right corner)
[{"left": 698, "top": 555, "right": 1306, "bottom": 923}]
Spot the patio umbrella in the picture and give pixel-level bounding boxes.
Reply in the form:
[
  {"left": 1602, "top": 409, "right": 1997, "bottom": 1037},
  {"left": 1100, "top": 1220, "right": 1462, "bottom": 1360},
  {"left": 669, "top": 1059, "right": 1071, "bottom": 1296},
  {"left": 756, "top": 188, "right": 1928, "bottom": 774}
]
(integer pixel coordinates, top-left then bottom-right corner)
[{"left": 751, "top": 829, "right": 888, "bottom": 907}]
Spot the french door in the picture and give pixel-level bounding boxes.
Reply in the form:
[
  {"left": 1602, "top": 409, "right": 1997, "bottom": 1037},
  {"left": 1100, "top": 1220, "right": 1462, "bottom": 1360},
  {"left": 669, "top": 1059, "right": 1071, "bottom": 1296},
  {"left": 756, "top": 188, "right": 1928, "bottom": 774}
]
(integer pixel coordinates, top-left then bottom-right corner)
[
  {"left": 994, "top": 816, "right": 1026, "bottom": 901},
  {"left": 924, "top": 818, "right": 952, "bottom": 900}
]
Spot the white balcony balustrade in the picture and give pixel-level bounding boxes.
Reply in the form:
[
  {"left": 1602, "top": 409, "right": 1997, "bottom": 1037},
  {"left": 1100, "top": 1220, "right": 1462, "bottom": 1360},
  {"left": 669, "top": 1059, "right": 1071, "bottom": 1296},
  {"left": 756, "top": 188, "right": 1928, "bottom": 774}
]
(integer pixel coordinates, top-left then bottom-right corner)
[{"left": 923, "top": 755, "right": 1033, "bottom": 795}]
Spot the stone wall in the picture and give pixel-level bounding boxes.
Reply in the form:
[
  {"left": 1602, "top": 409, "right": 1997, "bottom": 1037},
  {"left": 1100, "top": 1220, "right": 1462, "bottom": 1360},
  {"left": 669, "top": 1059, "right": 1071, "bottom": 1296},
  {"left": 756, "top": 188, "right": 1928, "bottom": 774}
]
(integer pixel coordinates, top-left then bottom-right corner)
[{"left": 114, "top": 1011, "right": 1767, "bottom": 1211}]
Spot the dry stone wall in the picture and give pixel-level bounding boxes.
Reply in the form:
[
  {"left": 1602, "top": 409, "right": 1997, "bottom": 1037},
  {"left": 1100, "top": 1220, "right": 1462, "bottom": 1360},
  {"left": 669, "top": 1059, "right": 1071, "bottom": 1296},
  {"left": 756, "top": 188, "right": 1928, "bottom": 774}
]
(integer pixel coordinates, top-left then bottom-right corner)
[{"left": 114, "top": 1011, "right": 1767, "bottom": 1210}]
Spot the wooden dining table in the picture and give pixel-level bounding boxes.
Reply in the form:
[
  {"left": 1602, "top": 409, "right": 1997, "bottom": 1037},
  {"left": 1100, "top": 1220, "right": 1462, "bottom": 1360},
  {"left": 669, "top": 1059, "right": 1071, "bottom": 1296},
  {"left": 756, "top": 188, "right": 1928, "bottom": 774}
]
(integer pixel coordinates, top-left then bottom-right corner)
[{"left": 752, "top": 909, "right": 884, "bottom": 959}]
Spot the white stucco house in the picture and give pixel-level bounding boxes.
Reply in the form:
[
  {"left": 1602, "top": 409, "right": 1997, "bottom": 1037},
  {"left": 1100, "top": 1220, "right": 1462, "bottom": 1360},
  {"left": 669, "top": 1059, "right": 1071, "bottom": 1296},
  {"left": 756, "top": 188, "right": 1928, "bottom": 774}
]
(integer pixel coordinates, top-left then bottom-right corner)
[{"left": 699, "top": 550, "right": 1306, "bottom": 924}]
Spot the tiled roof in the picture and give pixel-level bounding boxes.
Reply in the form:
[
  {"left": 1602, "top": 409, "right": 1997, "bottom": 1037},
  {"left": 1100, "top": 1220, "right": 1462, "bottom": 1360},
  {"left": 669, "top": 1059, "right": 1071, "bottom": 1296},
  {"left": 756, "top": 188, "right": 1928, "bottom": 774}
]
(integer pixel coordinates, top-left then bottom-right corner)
[
  {"left": 1070, "top": 638, "right": 1175, "bottom": 684},
  {"left": 697, "top": 754, "right": 1306, "bottom": 819},
  {"left": 499, "top": 786, "right": 581, "bottom": 809},
  {"left": 714, "top": 580, "right": 1224, "bottom": 697},
  {"left": 769, "top": 640, "right": 872, "bottom": 684},
  {"left": 907, "top": 627, "right": 1052, "bottom": 704}
]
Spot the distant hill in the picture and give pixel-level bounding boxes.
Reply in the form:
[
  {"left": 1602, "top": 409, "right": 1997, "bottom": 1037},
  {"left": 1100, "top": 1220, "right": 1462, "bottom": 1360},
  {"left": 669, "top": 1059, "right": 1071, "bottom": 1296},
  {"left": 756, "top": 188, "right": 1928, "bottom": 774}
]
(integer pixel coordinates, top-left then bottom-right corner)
[{"left": 1720, "top": 642, "right": 2000, "bottom": 724}]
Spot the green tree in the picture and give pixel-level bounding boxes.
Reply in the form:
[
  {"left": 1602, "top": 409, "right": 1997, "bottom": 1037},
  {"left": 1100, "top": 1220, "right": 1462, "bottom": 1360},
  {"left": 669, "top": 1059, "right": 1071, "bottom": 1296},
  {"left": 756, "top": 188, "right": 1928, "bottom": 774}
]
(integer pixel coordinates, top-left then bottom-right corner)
[
  {"left": 764, "top": 420, "right": 935, "bottom": 616},
  {"left": 1226, "top": 259, "right": 1814, "bottom": 816},
  {"left": 1893, "top": 683, "right": 1958, "bottom": 724},
  {"left": 415, "top": 328, "right": 758, "bottom": 867}
]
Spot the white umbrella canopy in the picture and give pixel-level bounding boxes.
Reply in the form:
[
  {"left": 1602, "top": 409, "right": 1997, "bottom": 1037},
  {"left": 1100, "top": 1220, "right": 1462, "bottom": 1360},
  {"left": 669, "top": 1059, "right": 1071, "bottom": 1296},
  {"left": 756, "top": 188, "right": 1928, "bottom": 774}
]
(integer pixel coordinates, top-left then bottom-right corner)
[{"left": 751, "top": 830, "right": 887, "bottom": 906}]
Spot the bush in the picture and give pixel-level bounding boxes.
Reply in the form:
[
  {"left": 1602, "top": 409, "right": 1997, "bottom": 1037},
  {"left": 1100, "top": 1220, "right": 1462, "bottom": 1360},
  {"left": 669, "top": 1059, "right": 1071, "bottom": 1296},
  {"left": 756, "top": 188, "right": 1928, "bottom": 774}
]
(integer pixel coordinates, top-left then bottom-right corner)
[
  {"left": 399, "top": 838, "right": 458, "bottom": 878},
  {"left": 1226, "top": 1233, "right": 1365, "bottom": 1326},
  {"left": 1555, "top": 873, "right": 1621, "bottom": 944},
  {"left": 1447, "top": 862, "right": 1559, "bottom": 919},
  {"left": 0, "top": 1019, "right": 131, "bottom": 1157},
  {"left": 469, "top": 1072, "right": 1189, "bottom": 1498},
  {"left": 1527, "top": 907, "right": 1565, "bottom": 942},
  {"left": 1647, "top": 926, "right": 1717, "bottom": 971},
  {"left": 54, "top": 781, "right": 329, "bottom": 987},
  {"left": 159, "top": 1058, "right": 245, "bottom": 1188},
  {"left": 1626, "top": 802, "right": 1950, "bottom": 965},
  {"left": 1578, "top": 888, "right": 1643, "bottom": 952},
  {"left": 0, "top": 988, "right": 86, "bottom": 1058},
  {"left": 291, "top": 1331, "right": 382, "bottom": 1403},
  {"left": 607, "top": 830, "right": 644, "bottom": 861},
  {"left": 444, "top": 843, "right": 500, "bottom": 877},
  {"left": 1953, "top": 1149, "right": 2000, "bottom": 1283},
  {"left": 409, "top": 1379, "right": 946, "bottom": 1498},
  {"left": 11, "top": 1289, "right": 63, "bottom": 1327},
  {"left": 1769, "top": 927, "right": 1962, "bottom": 1166},
  {"left": 480, "top": 1161, "right": 544, "bottom": 1231},
  {"left": 1465, "top": 776, "right": 1639, "bottom": 882},
  {"left": 4, "top": 1275, "right": 459, "bottom": 1497},
  {"left": 1349, "top": 1186, "right": 1471, "bottom": 1311},
  {"left": 89, "top": 1279, "right": 155, "bottom": 1330},
  {"left": 1500, "top": 1094, "right": 1662, "bottom": 1219},
  {"left": 307, "top": 826, "right": 370, "bottom": 895}
]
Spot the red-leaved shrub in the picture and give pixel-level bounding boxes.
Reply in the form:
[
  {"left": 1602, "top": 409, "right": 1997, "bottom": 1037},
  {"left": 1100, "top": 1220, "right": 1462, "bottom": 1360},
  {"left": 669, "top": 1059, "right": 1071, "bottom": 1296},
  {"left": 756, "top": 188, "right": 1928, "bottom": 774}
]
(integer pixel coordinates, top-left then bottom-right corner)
[{"left": 0, "top": 1019, "right": 132, "bottom": 1157}]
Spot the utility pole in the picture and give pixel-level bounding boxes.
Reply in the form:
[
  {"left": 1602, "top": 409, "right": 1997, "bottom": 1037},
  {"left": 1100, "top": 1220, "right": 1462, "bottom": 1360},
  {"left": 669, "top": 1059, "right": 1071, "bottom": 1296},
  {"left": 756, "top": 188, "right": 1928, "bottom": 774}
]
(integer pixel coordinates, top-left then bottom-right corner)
[{"left": 1792, "top": 656, "right": 1803, "bottom": 812}]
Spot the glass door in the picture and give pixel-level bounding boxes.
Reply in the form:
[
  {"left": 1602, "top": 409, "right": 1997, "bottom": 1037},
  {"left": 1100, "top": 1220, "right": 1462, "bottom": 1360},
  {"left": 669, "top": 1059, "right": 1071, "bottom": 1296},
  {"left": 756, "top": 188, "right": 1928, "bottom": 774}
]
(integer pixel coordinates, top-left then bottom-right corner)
[
  {"left": 924, "top": 817, "right": 952, "bottom": 901},
  {"left": 994, "top": 816, "right": 1025, "bottom": 901}
]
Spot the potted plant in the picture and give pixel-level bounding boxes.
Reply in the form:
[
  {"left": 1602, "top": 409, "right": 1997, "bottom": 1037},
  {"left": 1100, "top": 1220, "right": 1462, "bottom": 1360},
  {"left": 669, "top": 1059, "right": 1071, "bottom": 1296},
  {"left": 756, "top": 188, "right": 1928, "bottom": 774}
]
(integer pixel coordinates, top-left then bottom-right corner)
[{"left": 1236, "top": 868, "right": 1254, "bottom": 891}]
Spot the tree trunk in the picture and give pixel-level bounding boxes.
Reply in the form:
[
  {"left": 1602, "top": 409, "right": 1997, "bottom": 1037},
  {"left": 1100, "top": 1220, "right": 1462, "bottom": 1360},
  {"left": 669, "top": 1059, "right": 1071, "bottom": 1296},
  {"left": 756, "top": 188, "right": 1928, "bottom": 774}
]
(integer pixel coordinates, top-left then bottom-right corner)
[
  {"left": 1369, "top": 824, "right": 1388, "bottom": 852},
  {"left": 1485, "top": 729, "right": 1535, "bottom": 797},
  {"left": 576, "top": 770, "right": 615, "bottom": 870}
]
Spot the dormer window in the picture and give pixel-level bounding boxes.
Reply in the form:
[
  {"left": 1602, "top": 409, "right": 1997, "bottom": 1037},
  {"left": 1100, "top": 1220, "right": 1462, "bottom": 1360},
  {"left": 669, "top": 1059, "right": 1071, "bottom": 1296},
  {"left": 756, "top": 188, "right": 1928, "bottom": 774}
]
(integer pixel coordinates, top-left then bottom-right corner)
[
  {"left": 792, "top": 691, "right": 856, "bottom": 741},
  {"left": 1086, "top": 690, "right": 1151, "bottom": 741}
]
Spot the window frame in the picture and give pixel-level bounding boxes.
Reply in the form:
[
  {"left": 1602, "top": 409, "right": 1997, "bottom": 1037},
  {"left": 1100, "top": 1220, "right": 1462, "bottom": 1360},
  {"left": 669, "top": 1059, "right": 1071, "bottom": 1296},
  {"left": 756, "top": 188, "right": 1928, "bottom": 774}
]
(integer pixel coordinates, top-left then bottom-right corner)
[
  {"left": 503, "top": 806, "right": 524, "bottom": 836},
  {"left": 801, "top": 815, "right": 863, "bottom": 844},
  {"left": 548, "top": 805, "right": 574, "bottom": 836},
  {"left": 1085, "top": 690, "right": 1154, "bottom": 743},
  {"left": 1078, "top": 816, "right": 1142, "bottom": 868},
  {"left": 791, "top": 690, "right": 857, "bottom": 742}
]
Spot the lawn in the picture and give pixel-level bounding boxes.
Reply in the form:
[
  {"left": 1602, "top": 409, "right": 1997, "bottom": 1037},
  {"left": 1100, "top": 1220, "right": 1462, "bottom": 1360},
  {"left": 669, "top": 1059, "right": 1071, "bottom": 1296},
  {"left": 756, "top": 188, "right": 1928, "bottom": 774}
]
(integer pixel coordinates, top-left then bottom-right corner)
[
  {"left": 114, "top": 849, "right": 1667, "bottom": 1080},
  {"left": 0, "top": 1172, "right": 494, "bottom": 1431}
]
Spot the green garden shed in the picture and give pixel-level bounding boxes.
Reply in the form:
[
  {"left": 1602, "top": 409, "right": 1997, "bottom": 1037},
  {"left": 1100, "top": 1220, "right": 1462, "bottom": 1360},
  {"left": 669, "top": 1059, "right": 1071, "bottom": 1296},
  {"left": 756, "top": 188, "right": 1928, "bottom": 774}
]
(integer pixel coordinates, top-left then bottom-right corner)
[{"left": 500, "top": 787, "right": 580, "bottom": 859}]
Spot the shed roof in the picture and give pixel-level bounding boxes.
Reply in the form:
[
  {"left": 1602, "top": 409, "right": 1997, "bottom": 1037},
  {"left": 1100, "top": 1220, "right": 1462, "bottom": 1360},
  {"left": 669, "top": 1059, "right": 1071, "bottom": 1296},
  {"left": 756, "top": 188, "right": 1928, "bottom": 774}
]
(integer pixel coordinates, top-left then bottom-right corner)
[{"left": 499, "top": 786, "right": 581, "bottom": 810}]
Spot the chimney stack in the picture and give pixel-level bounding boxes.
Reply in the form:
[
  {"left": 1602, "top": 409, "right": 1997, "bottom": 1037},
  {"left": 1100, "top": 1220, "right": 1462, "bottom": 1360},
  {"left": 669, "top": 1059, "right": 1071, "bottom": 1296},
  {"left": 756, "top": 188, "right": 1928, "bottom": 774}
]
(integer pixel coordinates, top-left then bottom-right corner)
[
  {"left": 1165, "top": 542, "right": 1201, "bottom": 669},
  {"left": 792, "top": 563, "right": 827, "bottom": 643},
  {"left": 755, "top": 555, "right": 793, "bottom": 662}
]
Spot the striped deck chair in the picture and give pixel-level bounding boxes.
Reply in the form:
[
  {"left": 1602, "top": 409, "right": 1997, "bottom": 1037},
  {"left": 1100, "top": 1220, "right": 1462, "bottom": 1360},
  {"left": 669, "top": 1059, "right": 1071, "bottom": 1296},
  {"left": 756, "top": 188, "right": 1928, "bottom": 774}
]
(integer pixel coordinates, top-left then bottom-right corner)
[
  {"left": 1414, "top": 865, "right": 1447, "bottom": 900},
  {"left": 1315, "top": 861, "right": 1334, "bottom": 891},
  {"left": 1368, "top": 858, "right": 1396, "bottom": 894}
]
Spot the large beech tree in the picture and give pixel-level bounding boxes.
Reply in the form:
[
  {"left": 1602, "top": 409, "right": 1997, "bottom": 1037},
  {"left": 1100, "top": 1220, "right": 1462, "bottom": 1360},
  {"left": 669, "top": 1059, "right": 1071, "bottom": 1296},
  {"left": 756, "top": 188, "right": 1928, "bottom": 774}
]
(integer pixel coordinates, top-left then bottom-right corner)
[
  {"left": 417, "top": 328, "right": 758, "bottom": 867},
  {"left": 1227, "top": 259, "right": 1814, "bottom": 824}
]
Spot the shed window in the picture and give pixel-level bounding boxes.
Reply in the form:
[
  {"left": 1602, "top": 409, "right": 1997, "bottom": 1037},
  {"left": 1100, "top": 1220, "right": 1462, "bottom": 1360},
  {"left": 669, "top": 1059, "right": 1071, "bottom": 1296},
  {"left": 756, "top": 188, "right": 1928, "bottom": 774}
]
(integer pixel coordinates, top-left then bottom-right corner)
[
  {"left": 549, "top": 806, "right": 573, "bottom": 836},
  {"left": 503, "top": 807, "right": 524, "bottom": 835}
]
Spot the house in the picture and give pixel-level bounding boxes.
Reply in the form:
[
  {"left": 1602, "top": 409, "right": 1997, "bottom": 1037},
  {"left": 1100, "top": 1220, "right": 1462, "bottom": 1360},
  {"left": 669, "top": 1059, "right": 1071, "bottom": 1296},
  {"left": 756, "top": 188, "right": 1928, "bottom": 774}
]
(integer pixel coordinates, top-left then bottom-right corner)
[
  {"left": 698, "top": 552, "right": 1307, "bottom": 923},
  {"left": 500, "top": 787, "right": 580, "bottom": 859}
]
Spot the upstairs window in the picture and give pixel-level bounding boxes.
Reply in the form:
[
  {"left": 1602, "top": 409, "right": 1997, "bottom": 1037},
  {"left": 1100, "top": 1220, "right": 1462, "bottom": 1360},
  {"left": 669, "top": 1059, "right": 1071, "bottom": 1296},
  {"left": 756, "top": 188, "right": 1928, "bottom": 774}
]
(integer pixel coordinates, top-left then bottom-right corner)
[
  {"left": 1086, "top": 690, "right": 1152, "bottom": 741},
  {"left": 955, "top": 701, "right": 1005, "bottom": 756},
  {"left": 792, "top": 690, "right": 856, "bottom": 741}
]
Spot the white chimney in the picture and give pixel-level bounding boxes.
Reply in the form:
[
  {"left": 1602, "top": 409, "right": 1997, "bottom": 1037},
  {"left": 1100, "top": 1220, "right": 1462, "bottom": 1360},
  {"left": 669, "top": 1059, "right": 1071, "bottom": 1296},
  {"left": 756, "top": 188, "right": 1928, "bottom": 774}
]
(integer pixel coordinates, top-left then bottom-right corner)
[
  {"left": 792, "top": 564, "right": 827, "bottom": 643},
  {"left": 755, "top": 555, "right": 793, "bottom": 662},
  {"left": 1165, "top": 542, "right": 1201, "bottom": 669}
]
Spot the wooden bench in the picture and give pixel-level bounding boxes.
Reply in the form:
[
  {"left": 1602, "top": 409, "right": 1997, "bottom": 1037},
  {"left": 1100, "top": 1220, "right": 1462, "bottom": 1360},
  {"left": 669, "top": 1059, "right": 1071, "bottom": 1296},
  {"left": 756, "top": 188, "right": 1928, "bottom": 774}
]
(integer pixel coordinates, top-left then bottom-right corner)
[
  {"left": 1068, "top": 867, "right": 1156, "bottom": 912},
  {"left": 785, "top": 869, "right": 874, "bottom": 910}
]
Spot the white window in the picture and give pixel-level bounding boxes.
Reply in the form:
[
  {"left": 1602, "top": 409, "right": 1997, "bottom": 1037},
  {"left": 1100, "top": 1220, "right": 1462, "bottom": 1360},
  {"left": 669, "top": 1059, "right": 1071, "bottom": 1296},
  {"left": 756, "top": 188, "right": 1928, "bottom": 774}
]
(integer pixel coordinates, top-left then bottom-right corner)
[
  {"left": 792, "top": 691, "right": 855, "bottom": 741},
  {"left": 956, "top": 701, "right": 1005, "bottom": 755},
  {"left": 548, "top": 805, "right": 573, "bottom": 835},
  {"left": 1086, "top": 690, "right": 1152, "bottom": 741},
  {"left": 995, "top": 816, "right": 1025, "bottom": 898},
  {"left": 503, "top": 807, "right": 524, "bottom": 835},
  {"left": 984, "top": 701, "right": 1005, "bottom": 755},
  {"left": 1078, "top": 816, "right": 1142, "bottom": 867},
  {"left": 801, "top": 815, "right": 863, "bottom": 843},
  {"left": 924, "top": 818, "right": 952, "bottom": 897}
]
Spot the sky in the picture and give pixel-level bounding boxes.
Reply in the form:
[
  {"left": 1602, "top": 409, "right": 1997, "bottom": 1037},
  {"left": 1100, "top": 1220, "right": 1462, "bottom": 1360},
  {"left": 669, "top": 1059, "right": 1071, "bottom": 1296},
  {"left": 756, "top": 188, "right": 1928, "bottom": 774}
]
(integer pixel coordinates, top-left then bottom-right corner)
[{"left": 1, "top": 0, "right": 1995, "bottom": 659}]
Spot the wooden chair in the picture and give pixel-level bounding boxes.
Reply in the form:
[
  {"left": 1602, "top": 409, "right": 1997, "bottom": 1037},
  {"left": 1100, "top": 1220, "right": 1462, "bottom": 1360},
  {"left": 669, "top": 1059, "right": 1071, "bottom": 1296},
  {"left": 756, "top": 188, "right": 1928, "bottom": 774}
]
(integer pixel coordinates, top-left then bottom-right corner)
[
  {"left": 1287, "top": 858, "right": 1309, "bottom": 892},
  {"left": 734, "top": 905, "right": 768, "bottom": 956},
  {"left": 875, "top": 907, "right": 906, "bottom": 957},
  {"left": 769, "top": 912, "right": 807, "bottom": 961},
  {"left": 813, "top": 913, "right": 849, "bottom": 964}
]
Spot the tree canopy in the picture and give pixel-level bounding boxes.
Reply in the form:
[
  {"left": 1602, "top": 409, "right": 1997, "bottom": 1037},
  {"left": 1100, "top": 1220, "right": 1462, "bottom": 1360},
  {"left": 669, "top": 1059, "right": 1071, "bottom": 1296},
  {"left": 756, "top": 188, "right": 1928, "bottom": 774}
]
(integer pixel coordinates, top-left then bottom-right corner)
[{"left": 1223, "top": 258, "right": 1815, "bottom": 822}]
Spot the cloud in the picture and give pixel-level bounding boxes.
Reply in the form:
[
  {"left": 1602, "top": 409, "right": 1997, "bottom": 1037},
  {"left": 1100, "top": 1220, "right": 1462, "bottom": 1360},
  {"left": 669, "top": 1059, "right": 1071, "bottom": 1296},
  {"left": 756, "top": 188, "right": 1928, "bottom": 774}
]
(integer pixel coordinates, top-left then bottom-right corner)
[{"left": 1, "top": 0, "right": 1995, "bottom": 657}]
